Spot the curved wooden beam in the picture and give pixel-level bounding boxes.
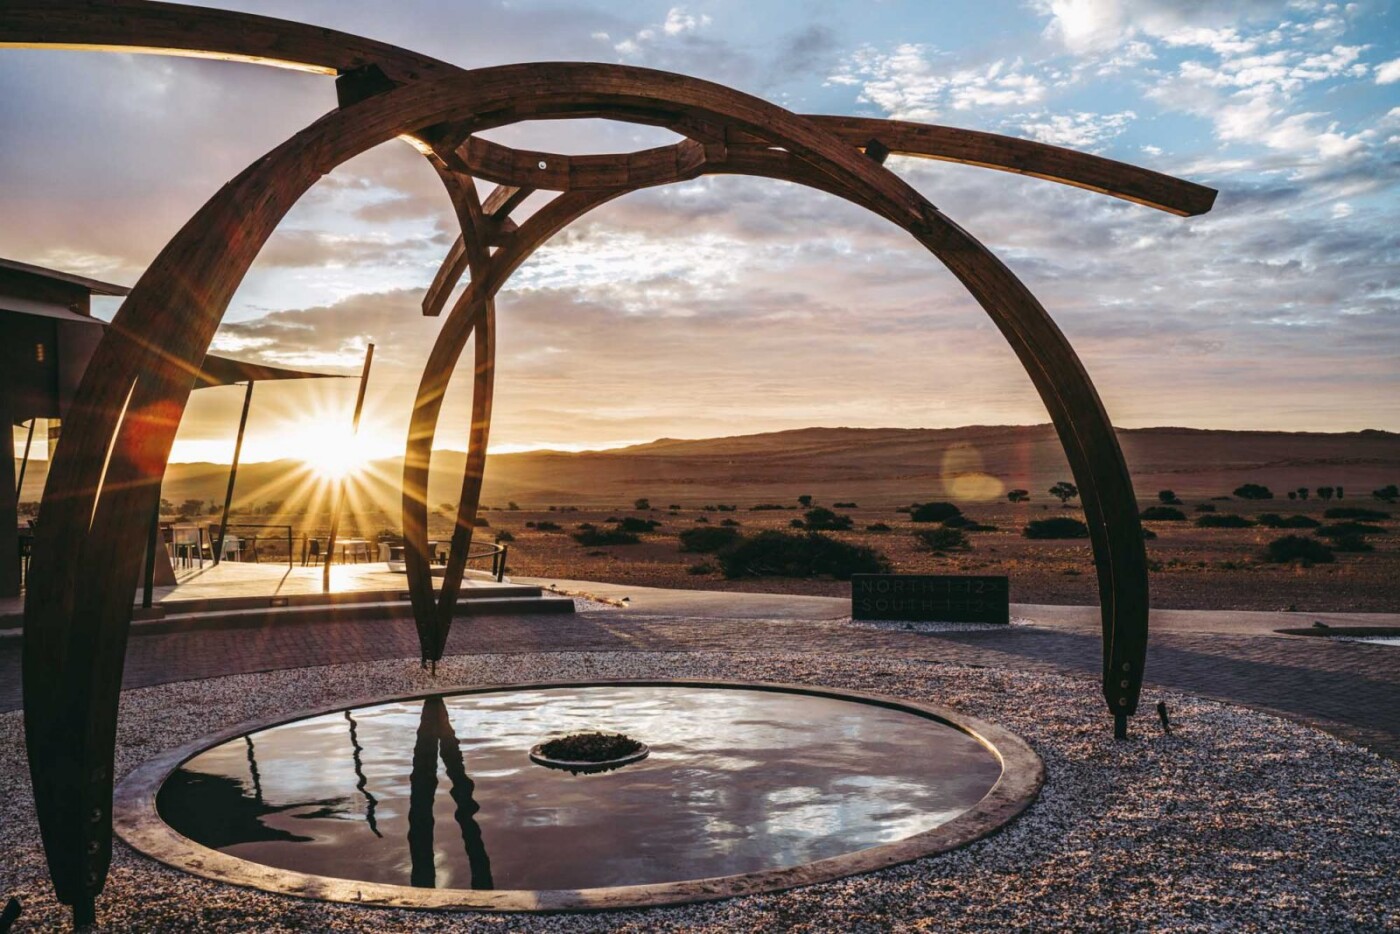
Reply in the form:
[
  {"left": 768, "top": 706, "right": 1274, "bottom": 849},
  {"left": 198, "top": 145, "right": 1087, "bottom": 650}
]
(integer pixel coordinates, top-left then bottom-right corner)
[
  {"left": 402, "top": 189, "right": 624, "bottom": 660},
  {"left": 459, "top": 135, "right": 711, "bottom": 191},
  {"left": 0, "top": 0, "right": 446, "bottom": 81},
  {"left": 801, "top": 117, "right": 1216, "bottom": 216}
]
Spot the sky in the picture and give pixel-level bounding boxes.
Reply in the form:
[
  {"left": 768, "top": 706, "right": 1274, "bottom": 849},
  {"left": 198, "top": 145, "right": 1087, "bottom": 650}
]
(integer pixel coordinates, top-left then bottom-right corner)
[{"left": 2, "top": 0, "right": 1398, "bottom": 464}]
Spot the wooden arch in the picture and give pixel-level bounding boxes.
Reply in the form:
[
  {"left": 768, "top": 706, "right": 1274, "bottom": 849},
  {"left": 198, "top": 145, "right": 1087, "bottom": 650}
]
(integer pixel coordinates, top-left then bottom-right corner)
[{"left": 5, "top": 2, "right": 1216, "bottom": 923}]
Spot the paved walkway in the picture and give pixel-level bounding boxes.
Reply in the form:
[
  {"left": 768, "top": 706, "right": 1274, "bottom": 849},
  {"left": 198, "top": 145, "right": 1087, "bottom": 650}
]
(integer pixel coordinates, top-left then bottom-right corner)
[{"left": 3, "top": 582, "right": 1397, "bottom": 760}]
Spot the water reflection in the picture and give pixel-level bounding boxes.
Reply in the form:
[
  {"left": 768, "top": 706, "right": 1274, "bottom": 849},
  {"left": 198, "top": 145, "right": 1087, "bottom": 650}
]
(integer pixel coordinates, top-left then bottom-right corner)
[
  {"left": 344, "top": 711, "right": 382, "bottom": 837},
  {"left": 409, "top": 696, "right": 493, "bottom": 889},
  {"left": 158, "top": 686, "right": 1002, "bottom": 890}
]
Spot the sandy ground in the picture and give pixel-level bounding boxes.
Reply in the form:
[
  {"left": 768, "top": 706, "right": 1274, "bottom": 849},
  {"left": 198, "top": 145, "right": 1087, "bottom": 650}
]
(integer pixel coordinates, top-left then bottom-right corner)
[
  {"left": 441, "top": 499, "right": 1399, "bottom": 613},
  {"left": 2, "top": 651, "right": 1396, "bottom": 931}
]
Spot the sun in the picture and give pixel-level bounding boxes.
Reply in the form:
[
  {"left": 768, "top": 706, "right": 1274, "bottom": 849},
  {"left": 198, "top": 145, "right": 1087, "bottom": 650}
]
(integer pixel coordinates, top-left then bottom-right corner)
[{"left": 279, "top": 417, "right": 373, "bottom": 481}]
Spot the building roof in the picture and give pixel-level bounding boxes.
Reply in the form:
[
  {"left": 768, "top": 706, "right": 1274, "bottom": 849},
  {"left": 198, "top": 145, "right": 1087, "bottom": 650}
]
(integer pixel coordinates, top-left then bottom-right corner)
[{"left": 0, "top": 257, "right": 131, "bottom": 296}]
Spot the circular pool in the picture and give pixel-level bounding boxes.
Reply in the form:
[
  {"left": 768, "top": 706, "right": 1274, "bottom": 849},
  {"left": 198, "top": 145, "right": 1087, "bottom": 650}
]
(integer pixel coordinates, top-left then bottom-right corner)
[{"left": 116, "top": 680, "right": 1040, "bottom": 911}]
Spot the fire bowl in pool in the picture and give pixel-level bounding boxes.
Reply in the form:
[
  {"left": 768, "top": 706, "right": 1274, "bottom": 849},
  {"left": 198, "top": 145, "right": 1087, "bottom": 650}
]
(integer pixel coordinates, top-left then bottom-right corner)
[{"left": 114, "top": 679, "right": 1042, "bottom": 912}]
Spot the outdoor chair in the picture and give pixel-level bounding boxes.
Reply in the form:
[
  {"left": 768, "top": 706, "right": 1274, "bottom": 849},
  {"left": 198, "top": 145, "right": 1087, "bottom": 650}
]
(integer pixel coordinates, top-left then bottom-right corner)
[{"left": 219, "top": 534, "right": 240, "bottom": 562}]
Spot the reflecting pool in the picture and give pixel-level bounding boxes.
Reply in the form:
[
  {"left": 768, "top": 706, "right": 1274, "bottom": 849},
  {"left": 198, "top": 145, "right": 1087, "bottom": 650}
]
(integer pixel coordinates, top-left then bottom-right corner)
[{"left": 157, "top": 684, "right": 1002, "bottom": 891}]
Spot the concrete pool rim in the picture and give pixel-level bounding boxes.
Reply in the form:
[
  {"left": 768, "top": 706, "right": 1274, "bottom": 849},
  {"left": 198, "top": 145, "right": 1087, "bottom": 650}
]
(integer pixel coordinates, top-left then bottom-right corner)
[{"left": 113, "top": 677, "right": 1044, "bottom": 913}]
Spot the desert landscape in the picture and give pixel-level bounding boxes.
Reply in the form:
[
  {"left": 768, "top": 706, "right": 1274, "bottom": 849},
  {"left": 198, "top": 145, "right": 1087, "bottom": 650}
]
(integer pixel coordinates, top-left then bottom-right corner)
[{"left": 25, "top": 424, "right": 1395, "bottom": 612}]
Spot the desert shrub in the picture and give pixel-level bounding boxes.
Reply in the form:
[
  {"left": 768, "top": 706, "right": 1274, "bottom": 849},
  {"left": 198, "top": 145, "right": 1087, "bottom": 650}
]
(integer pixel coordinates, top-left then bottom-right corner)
[
  {"left": 633, "top": 498, "right": 651, "bottom": 510},
  {"left": 1140, "top": 506, "right": 1187, "bottom": 521},
  {"left": 1257, "top": 513, "right": 1320, "bottom": 529},
  {"left": 1024, "top": 517, "right": 1090, "bottom": 539},
  {"left": 473, "top": 517, "right": 490, "bottom": 527},
  {"left": 1315, "top": 522, "right": 1385, "bottom": 539},
  {"left": 720, "top": 518, "right": 740, "bottom": 527},
  {"left": 1372, "top": 484, "right": 1398, "bottom": 503},
  {"left": 694, "top": 515, "right": 709, "bottom": 523},
  {"left": 800, "top": 507, "right": 854, "bottom": 531},
  {"left": 572, "top": 528, "right": 640, "bottom": 546},
  {"left": 866, "top": 522, "right": 892, "bottom": 532},
  {"left": 678, "top": 526, "right": 741, "bottom": 553},
  {"left": 507, "top": 501, "right": 520, "bottom": 510},
  {"left": 1330, "top": 534, "right": 1373, "bottom": 553},
  {"left": 533, "top": 521, "right": 562, "bottom": 531},
  {"left": 1195, "top": 503, "right": 1216, "bottom": 512},
  {"left": 494, "top": 530, "right": 515, "bottom": 543},
  {"left": 1157, "top": 490, "right": 1182, "bottom": 504},
  {"left": 718, "top": 531, "right": 890, "bottom": 580},
  {"left": 1049, "top": 481, "right": 1079, "bottom": 506},
  {"left": 913, "top": 528, "right": 970, "bottom": 553},
  {"left": 797, "top": 495, "right": 813, "bottom": 507},
  {"left": 750, "top": 503, "right": 788, "bottom": 511},
  {"left": 1234, "top": 483, "right": 1274, "bottom": 500},
  {"left": 686, "top": 561, "right": 716, "bottom": 575},
  {"left": 1195, "top": 513, "right": 1253, "bottom": 528},
  {"left": 668, "top": 504, "right": 682, "bottom": 511},
  {"left": 615, "top": 516, "right": 662, "bottom": 533},
  {"left": 1324, "top": 507, "right": 1389, "bottom": 521},
  {"left": 576, "top": 522, "right": 596, "bottom": 530},
  {"left": 833, "top": 502, "right": 859, "bottom": 509},
  {"left": 943, "top": 514, "right": 996, "bottom": 531},
  {"left": 1007, "top": 489, "right": 1030, "bottom": 503},
  {"left": 1261, "top": 535, "right": 1334, "bottom": 564},
  {"left": 716, "top": 505, "right": 737, "bottom": 512},
  {"left": 1142, "top": 527, "right": 1157, "bottom": 540},
  {"left": 910, "top": 502, "right": 962, "bottom": 523}
]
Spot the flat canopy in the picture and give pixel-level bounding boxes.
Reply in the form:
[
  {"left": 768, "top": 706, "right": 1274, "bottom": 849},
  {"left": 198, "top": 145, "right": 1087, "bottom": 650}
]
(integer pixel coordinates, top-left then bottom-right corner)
[
  {"left": 0, "top": 256, "right": 131, "bottom": 296},
  {"left": 193, "top": 354, "right": 347, "bottom": 388}
]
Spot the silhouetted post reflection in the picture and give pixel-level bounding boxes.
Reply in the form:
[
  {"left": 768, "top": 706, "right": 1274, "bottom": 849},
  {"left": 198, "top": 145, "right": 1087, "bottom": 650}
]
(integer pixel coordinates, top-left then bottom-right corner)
[
  {"left": 433, "top": 701, "right": 494, "bottom": 890},
  {"left": 243, "top": 735, "right": 263, "bottom": 804},
  {"left": 406, "top": 696, "right": 493, "bottom": 889},
  {"left": 344, "top": 711, "right": 382, "bottom": 837}
]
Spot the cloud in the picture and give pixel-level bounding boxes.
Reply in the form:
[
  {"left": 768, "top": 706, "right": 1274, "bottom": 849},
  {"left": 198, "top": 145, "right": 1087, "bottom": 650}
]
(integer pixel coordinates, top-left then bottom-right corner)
[
  {"left": 829, "top": 45, "right": 1055, "bottom": 120},
  {"left": 1015, "top": 110, "right": 1136, "bottom": 148},
  {"left": 1377, "top": 58, "right": 1400, "bottom": 84}
]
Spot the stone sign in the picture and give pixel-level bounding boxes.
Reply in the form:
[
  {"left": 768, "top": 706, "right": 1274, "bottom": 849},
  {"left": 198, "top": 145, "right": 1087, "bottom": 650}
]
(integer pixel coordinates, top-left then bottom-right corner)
[{"left": 851, "top": 574, "right": 1010, "bottom": 624}]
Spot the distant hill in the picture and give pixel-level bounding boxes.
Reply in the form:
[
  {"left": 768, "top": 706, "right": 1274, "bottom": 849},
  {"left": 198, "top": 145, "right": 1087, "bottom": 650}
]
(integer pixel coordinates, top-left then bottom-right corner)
[{"left": 19, "top": 425, "right": 1400, "bottom": 512}]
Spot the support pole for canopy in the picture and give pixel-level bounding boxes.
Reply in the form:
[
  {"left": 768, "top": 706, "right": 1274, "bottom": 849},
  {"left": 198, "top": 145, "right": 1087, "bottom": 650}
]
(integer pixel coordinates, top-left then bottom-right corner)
[
  {"left": 324, "top": 344, "right": 374, "bottom": 593},
  {"left": 213, "top": 381, "right": 255, "bottom": 566},
  {"left": 142, "top": 503, "right": 159, "bottom": 610},
  {"left": 16, "top": 419, "right": 35, "bottom": 498},
  {"left": 0, "top": 403, "right": 19, "bottom": 597}
]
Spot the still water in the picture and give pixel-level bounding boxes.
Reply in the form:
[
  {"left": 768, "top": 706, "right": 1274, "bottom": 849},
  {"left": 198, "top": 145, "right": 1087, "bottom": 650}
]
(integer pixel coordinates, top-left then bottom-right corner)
[{"left": 157, "top": 684, "right": 1002, "bottom": 891}]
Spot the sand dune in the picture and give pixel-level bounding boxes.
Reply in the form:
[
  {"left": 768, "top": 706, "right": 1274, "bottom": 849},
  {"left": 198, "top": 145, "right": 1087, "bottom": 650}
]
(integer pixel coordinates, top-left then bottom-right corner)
[{"left": 17, "top": 424, "right": 1393, "bottom": 512}]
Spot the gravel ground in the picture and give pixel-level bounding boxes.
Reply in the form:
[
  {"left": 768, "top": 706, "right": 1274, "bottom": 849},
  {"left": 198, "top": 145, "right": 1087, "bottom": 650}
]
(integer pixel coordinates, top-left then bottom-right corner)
[{"left": 1, "top": 651, "right": 1396, "bottom": 932}]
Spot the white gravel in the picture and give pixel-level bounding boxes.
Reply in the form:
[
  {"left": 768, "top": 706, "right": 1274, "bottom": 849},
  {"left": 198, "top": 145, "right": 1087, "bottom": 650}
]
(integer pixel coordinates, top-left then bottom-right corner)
[{"left": 1, "top": 651, "right": 1396, "bottom": 932}]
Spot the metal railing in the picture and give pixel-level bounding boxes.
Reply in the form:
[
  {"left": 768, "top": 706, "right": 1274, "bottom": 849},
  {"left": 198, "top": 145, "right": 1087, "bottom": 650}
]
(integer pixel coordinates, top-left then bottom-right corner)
[
  {"left": 378, "top": 540, "right": 509, "bottom": 582},
  {"left": 206, "top": 523, "right": 295, "bottom": 569}
]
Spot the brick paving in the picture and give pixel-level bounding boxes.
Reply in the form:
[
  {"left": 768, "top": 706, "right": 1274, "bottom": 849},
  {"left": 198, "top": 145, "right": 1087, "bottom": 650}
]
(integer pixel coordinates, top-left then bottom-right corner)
[{"left": 3, "top": 607, "right": 1397, "bottom": 761}]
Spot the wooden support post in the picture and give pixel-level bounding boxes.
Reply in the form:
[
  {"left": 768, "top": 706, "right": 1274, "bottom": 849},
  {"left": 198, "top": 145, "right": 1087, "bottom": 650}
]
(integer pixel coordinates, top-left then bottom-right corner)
[
  {"left": 214, "top": 381, "right": 255, "bottom": 566},
  {"left": 324, "top": 345, "right": 374, "bottom": 593},
  {"left": 0, "top": 404, "right": 19, "bottom": 598},
  {"left": 16, "top": 418, "right": 35, "bottom": 498},
  {"left": 142, "top": 502, "right": 159, "bottom": 610}
]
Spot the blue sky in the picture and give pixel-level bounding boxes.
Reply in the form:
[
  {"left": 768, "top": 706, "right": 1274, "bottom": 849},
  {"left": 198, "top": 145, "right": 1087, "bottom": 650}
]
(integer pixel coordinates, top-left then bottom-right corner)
[{"left": 2, "top": 0, "right": 1397, "bottom": 462}]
